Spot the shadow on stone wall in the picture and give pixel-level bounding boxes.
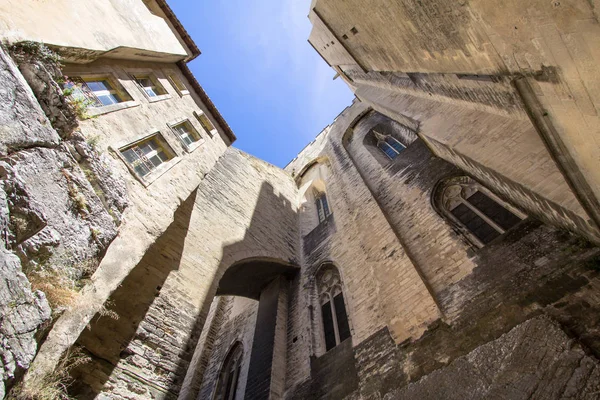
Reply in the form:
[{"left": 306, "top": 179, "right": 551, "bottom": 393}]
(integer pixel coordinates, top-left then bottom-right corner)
[
  {"left": 69, "top": 188, "right": 199, "bottom": 399},
  {"left": 68, "top": 176, "right": 299, "bottom": 399},
  {"left": 178, "top": 179, "right": 299, "bottom": 400}
]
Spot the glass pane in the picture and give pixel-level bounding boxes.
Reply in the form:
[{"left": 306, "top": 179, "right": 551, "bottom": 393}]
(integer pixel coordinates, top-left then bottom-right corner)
[
  {"left": 316, "top": 197, "right": 324, "bottom": 223},
  {"left": 321, "top": 195, "right": 330, "bottom": 217},
  {"left": 149, "top": 154, "right": 163, "bottom": 167},
  {"left": 97, "top": 93, "right": 121, "bottom": 106},
  {"left": 321, "top": 302, "right": 336, "bottom": 351},
  {"left": 451, "top": 203, "right": 500, "bottom": 244},
  {"left": 378, "top": 142, "right": 397, "bottom": 159},
  {"left": 121, "top": 148, "right": 139, "bottom": 164},
  {"left": 386, "top": 137, "right": 405, "bottom": 153},
  {"left": 334, "top": 293, "right": 351, "bottom": 343},
  {"left": 86, "top": 80, "right": 112, "bottom": 92},
  {"left": 466, "top": 191, "right": 521, "bottom": 231},
  {"left": 170, "top": 75, "right": 186, "bottom": 91},
  {"left": 199, "top": 114, "right": 215, "bottom": 131},
  {"left": 133, "top": 162, "right": 152, "bottom": 177},
  {"left": 136, "top": 78, "right": 152, "bottom": 87},
  {"left": 144, "top": 87, "right": 157, "bottom": 97},
  {"left": 157, "top": 150, "right": 169, "bottom": 163}
]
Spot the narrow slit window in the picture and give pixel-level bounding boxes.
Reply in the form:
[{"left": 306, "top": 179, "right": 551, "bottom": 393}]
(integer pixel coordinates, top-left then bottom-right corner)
[
  {"left": 120, "top": 135, "right": 173, "bottom": 178},
  {"left": 315, "top": 192, "right": 331, "bottom": 223},
  {"left": 316, "top": 265, "right": 351, "bottom": 352},
  {"left": 373, "top": 130, "right": 405, "bottom": 160}
]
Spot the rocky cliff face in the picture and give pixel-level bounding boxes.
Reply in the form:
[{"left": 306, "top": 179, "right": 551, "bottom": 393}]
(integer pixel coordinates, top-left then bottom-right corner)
[{"left": 0, "top": 43, "right": 128, "bottom": 397}]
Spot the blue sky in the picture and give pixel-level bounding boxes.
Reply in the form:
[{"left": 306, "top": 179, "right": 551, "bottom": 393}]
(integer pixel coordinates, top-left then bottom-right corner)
[{"left": 169, "top": 0, "right": 354, "bottom": 168}]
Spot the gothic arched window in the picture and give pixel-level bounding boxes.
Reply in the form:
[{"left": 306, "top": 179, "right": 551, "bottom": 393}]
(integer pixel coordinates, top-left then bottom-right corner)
[
  {"left": 214, "top": 342, "right": 243, "bottom": 400},
  {"left": 373, "top": 130, "right": 405, "bottom": 160},
  {"left": 316, "top": 265, "right": 351, "bottom": 351},
  {"left": 315, "top": 191, "right": 331, "bottom": 223},
  {"left": 434, "top": 176, "right": 525, "bottom": 247}
]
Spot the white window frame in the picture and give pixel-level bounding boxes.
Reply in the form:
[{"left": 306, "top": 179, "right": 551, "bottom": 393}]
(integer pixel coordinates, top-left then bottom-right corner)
[
  {"left": 62, "top": 73, "right": 138, "bottom": 116},
  {"left": 131, "top": 73, "right": 171, "bottom": 103},
  {"left": 168, "top": 118, "right": 204, "bottom": 152},
  {"left": 115, "top": 132, "right": 180, "bottom": 186}
]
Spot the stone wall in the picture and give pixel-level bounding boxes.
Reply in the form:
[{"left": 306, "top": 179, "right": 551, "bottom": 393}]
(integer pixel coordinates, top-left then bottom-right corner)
[
  {"left": 310, "top": 0, "right": 600, "bottom": 244},
  {"left": 68, "top": 148, "right": 300, "bottom": 399},
  {"left": 280, "top": 100, "right": 600, "bottom": 399},
  {"left": 24, "top": 52, "right": 233, "bottom": 387},
  {"left": 354, "top": 82, "right": 600, "bottom": 243},
  {"left": 0, "top": 0, "right": 189, "bottom": 62},
  {"left": 0, "top": 43, "right": 127, "bottom": 397}
]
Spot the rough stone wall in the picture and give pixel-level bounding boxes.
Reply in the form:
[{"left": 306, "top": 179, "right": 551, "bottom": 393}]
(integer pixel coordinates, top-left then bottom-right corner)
[
  {"left": 354, "top": 82, "right": 600, "bottom": 242},
  {"left": 195, "top": 296, "right": 258, "bottom": 400},
  {"left": 284, "top": 102, "right": 442, "bottom": 393},
  {"left": 69, "top": 148, "right": 300, "bottom": 399},
  {"left": 0, "top": 0, "right": 188, "bottom": 61},
  {"left": 282, "top": 99, "right": 600, "bottom": 399},
  {"left": 0, "top": 43, "right": 129, "bottom": 397},
  {"left": 392, "top": 316, "right": 600, "bottom": 400},
  {"left": 344, "top": 110, "right": 476, "bottom": 297},
  {"left": 28, "top": 54, "right": 233, "bottom": 387},
  {"left": 311, "top": 0, "right": 600, "bottom": 242}
]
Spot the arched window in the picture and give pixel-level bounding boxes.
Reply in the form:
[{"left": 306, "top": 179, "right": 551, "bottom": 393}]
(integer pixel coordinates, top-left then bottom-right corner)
[
  {"left": 434, "top": 176, "right": 525, "bottom": 247},
  {"left": 316, "top": 265, "right": 351, "bottom": 351},
  {"left": 315, "top": 191, "right": 331, "bottom": 223},
  {"left": 214, "top": 342, "right": 243, "bottom": 400},
  {"left": 373, "top": 130, "right": 405, "bottom": 160}
]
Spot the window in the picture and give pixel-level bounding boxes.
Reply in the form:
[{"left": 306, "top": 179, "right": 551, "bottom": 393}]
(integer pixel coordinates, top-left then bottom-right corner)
[
  {"left": 120, "top": 134, "right": 173, "bottom": 178},
  {"left": 434, "top": 176, "right": 524, "bottom": 247},
  {"left": 373, "top": 130, "right": 405, "bottom": 160},
  {"left": 133, "top": 75, "right": 167, "bottom": 98},
  {"left": 316, "top": 265, "right": 350, "bottom": 352},
  {"left": 168, "top": 74, "right": 189, "bottom": 96},
  {"left": 214, "top": 343, "right": 243, "bottom": 400},
  {"left": 194, "top": 111, "right": 217, "bottom": 136},
  {"left": 170, "top": 120, "right": 201, "bottom": 149},
  {"left": 315, "top": 192, "right": 331, "bottom": 223},
  {"left": 63, "top": 76, "right": 129, "bottom": 107}
]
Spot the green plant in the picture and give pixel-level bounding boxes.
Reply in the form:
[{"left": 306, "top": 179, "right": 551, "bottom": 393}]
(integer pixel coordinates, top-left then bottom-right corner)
[
  {"left": 61, "top": 87, "right": 74, "bottom": 97},
  {"left": 7, "top": 41, "right": 61, "bottom": 65},
  {"left": 86, "top": 135, "right": 101, "bottom": 150},
  {"left": 67, "top": 97, "right": 96, "bottom": 120}
]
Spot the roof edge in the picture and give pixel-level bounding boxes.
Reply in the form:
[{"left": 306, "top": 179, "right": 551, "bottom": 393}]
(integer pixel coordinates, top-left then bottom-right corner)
[
  {"left": 154, "top": 0, "right": 201, "bottom": 61},
  {"left": 177, "top": 61, "right": 237, "bottom": 144}
]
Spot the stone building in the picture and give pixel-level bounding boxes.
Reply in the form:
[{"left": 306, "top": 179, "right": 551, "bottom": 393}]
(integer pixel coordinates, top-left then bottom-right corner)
[{"left": 1, "top": 0, "right": 600, "bottom": 399}]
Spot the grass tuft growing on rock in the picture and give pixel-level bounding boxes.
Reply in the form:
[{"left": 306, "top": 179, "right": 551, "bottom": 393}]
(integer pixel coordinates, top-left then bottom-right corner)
[{"left": 8, "top": 347, "right": 91, "bottom": 400}]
